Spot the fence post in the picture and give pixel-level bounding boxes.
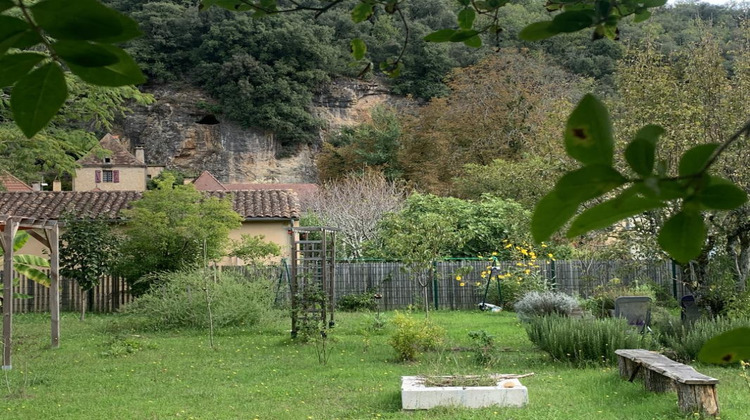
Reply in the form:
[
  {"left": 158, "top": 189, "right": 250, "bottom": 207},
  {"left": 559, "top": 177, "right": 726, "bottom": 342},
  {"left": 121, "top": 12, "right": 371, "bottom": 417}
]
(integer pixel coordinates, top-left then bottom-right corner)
[
  {"left": 432, "top": 261, "right": 438, "bottom": 311},
  {"left": 671, "top": 260, "right": 678, "bottom": 299}
]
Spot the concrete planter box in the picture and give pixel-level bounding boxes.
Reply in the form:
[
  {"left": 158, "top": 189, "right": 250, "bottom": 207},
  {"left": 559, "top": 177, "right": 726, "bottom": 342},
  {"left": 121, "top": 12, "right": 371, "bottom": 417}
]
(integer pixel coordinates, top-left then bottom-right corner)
[{"left": 401, "top": 375, "right": 528, "bottom": 410}]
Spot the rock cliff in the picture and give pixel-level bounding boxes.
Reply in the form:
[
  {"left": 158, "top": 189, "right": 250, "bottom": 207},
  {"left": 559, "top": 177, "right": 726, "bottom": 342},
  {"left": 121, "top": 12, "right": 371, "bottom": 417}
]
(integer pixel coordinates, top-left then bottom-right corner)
[{"left": 115, "top": 78, "right": 398, "bottom": 184}]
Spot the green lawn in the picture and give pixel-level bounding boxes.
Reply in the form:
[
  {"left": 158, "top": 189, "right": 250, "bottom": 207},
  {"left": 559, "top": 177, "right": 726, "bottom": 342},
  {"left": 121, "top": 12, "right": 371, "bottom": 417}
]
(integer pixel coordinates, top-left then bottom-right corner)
[{"left": 2, "top": 310, "right": 747, "bottom": 419}]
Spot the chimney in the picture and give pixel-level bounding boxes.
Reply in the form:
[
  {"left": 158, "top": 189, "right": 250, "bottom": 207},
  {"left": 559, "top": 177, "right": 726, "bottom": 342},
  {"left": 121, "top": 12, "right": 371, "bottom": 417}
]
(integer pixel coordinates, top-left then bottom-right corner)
[
  {"left": 135, "top": 146, "right": 145, "bottom": 163},
  {"left": 31, "top": 182, "right": 41, "bottom": 191},
  {"left": 53, "top": 180, "right": 62, "bottom": 191}
]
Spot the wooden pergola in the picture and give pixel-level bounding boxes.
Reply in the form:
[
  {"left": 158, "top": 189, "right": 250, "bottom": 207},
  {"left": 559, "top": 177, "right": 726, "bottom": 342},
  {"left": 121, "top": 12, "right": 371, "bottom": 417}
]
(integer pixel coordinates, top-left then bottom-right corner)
[{"left": 1, "top": 215, "right": 60, "bottom": 371}]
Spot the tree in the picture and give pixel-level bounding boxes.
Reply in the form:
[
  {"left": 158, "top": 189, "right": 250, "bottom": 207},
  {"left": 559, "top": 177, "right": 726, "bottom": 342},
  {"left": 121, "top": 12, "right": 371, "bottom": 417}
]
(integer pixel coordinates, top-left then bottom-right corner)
[
  {"left": 317, "top": 106, "right": 403, "bottom": 182},
  {"left": 306, "top": 170, "right": 407, "bottom": 259},
  {"left": 60, "top": 214, "right": 119, "bottom": 320},
  {"left": 375, "top": 195, "right": 465, "bottom": 314},
  {"left": 115, "top": 174, "right": 241, "bottom": 294},
  {"left": 398, "top": 51, "right": 581, "bottom": 195},
  {"left": 228, "top": 234, "right": 281, "bottom": 266}
]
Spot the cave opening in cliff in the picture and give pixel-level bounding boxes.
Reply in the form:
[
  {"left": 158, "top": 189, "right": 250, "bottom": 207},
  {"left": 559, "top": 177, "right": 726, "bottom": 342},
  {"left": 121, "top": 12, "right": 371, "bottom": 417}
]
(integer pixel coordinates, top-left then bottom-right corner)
[{"left": 196, "top": 114, "right": 220, "bottom": 125}]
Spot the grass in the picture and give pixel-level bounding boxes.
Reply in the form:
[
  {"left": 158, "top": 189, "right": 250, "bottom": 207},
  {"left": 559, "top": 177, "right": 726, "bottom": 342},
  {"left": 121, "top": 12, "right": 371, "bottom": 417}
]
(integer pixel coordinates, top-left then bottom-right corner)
[{"left": 2, "top": 310, "right": 749, "bottom": 419}]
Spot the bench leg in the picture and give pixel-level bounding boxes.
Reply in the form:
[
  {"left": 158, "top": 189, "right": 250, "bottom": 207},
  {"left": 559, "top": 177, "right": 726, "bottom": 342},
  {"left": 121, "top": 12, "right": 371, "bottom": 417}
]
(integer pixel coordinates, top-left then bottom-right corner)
[
  {"left": 676, "top": 383, "right": 719, "bottom": 417},
  {"left": 617, "top": 356, "right": 641, "bottom": 381},
  {"left": 644, "top": 370, "right": 673, "bottom": 392}
]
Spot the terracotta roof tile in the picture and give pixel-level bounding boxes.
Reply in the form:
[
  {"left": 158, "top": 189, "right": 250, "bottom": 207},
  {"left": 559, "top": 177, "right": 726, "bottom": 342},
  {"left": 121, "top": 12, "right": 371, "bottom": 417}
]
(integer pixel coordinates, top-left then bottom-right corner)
[
  {"left": 0, "top": 172, "right": 33, "bottom": 192},
  {"left": 0, "top": 189, "right": 299, "bottom": 221},
  {"left": 192, "top": 170, "right": 226, "bottom": 191},
  {"left": 77, "top": 134, "right": 145, "bottom": 167}
]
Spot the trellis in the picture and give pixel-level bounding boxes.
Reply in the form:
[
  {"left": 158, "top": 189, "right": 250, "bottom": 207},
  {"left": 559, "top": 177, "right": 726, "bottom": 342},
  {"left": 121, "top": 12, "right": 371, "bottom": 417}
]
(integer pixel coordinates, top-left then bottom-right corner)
[{"left": 289, "top": 227, "right": 338, "bottom": 338}]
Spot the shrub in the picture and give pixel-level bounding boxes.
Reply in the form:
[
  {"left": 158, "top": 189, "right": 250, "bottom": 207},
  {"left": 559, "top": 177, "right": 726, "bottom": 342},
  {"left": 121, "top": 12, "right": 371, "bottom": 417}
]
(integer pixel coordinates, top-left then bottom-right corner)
[
  {"left": 657, "top": 317, "right": 750, "bottom": 362},
  {"left": 337, "top": 291, "right": 378, "bottom": 312},
  {"left": 389, "top": 311, "right": 445, "bottom": 361},
  {"left": 467, "top": 330, "right": 499, "bottom": 367},
  {"left": 515, "top": 291, "right": 579, "bottom": 322},
  {"left": 123, "top": 269, "right": 274, "bottom": 330},
  {"left": 481, "top": 277, "right": 545, "bottom": 311},
  {"left": 524, "top": 316, "right": 657, "bottom": 366}
]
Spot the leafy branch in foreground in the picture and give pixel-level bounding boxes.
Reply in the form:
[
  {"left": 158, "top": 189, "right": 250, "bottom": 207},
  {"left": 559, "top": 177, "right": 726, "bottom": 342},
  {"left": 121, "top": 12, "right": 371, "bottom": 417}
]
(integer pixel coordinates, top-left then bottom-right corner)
[
  {"left": 531, "top": 94, "right": 749, "bottom": 264},
  {"left": 0, "top": 0, "right": 145, "bottom": 138}
]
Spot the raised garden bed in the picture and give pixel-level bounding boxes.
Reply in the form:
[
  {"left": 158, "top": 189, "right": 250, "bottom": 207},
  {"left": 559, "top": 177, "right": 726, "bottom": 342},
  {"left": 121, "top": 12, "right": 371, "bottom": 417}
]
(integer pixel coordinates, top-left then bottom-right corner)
[{"left": 401, "top": 374, "right": 530, "bottom": 410}]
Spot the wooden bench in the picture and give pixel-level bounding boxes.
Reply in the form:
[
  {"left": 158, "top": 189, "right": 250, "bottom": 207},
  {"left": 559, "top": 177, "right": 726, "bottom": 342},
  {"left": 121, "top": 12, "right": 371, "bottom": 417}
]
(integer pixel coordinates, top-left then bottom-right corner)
[{"left": 615, "top": 349, "right": 719, "bottom": 417}]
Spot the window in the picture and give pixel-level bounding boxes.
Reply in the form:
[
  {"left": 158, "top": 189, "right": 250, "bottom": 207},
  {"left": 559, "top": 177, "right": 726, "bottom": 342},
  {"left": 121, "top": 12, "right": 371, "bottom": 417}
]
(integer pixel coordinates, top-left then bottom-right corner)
[
  {"left": 95, "top": 169, "right": 119, "bottom": 183},
  {"left": 103, "top": 157, "right": 111, "bottom": 164}
]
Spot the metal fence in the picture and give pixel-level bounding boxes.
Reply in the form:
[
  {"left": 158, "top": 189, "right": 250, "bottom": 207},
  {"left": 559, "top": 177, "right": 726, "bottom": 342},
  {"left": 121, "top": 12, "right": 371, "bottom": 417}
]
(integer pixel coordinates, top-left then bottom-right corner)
[{"left": 2, "top": 259, "right": 689, "bottom": 313}]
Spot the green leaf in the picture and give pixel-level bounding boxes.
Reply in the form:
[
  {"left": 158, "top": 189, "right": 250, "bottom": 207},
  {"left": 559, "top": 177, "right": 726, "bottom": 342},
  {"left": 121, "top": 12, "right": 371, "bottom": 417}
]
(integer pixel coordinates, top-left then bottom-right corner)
[
  {"left": 10, "top": 62, "right": 68, "bottom": 138},
  {"left": 54, "top": 40, "right": 120, "bottom": 67},
  {"left": 458, "top": 8, "right": 476, "bottom": 30},
  {"left": 555, "top": 165, "right": 627, "bottom": 204},
  {"left": 567, "top": 194, "right": 664, "bottom": 237},
  {"left": 0, "top": 0, "right": 14, "bottom": 13},
  {"left": 564, "top": 94, "right": 614, "bottom": 166},
  {"left": 519, "top": 21, "right": 559, "bottom": 41},
  {"left": 424, "top": 29, "right": 457, "bottom": 42},
  {"left": 698, "top": 327, "right": 750, "bottom": 364},
  {"left": 14, "top": 254, "right": 50, "bottom": 268},
  {"left": 678, "top": 143, "right": 719, "bottom": 176},
  {"left": 551, "top": 10, "right": 597, "bottom": 33},
  {"left": 351, "top": 2, "right": 374, "bottom": 23},
  {"left": 450, "top": 30, "right": 480, "bottom": 42},
  {"left": 31, "top": 0, "right": 141, "bottom": 43},
  {"left": 0, "top": 52, "right": 46, "bottom": 88},
  {"left": 66, "top": 44, "right": 146, "bottom": 86},
  {"left": 0, "top": 16, "right": 30, "bottom": 55},
  {"left": 13, "top": 231, "right": 30, "bottom": 253},
  {"left": 14, "top": 264, "right": 51, "bottom": 287},
  {"left": 463, "top": 35, "right": 482, "bottom": 48},
  {"left": 658, "top": 210, "right": 706, "bottom": 263},
  {"left": 640, "top": 178, "right": 688, "bottom": 200},
  {"left": 532, "top": 191, "right": 579, "bottom": 243},
  {"left": 697, "top": 183, "right": 748, "bottom": 210},
  {"left": 633, "top": 10, "right": 651, "bottom": 22},
  {"left": 350, "top": 38, "right": 367, "bottom": 61},
  {"left": 625, "top": 125, "right": 663, "bottom": 176},
  {"left": 643, "top": 0, "right": 668, "bottom": 6}
]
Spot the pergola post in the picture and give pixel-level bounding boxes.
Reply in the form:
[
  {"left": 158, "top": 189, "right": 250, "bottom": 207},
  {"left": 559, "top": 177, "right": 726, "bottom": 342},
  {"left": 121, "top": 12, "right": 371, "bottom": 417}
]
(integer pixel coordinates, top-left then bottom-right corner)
[
  {"left": 47, "top": 224, "right": 60, "bottom": 348},
  {"left": 2, "top": 218, "right": 19, "bottom": 370}
]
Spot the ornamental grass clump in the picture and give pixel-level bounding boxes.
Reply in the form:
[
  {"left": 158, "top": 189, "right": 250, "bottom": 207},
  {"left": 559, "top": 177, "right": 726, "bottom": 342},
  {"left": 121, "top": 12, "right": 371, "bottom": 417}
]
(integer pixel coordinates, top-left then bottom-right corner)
[
  {"left": 524, "top": 316, "right": 656, "bottom": 367},
  {"left": 514, "top": 291, "right": 579, "bottom": 322}
]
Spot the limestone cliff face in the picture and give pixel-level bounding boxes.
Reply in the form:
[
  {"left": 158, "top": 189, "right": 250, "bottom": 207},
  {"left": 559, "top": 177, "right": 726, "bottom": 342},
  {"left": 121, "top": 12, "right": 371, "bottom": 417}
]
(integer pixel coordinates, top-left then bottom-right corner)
[{"left": 115, "top": 78, "right": 398, "bottom": 184}]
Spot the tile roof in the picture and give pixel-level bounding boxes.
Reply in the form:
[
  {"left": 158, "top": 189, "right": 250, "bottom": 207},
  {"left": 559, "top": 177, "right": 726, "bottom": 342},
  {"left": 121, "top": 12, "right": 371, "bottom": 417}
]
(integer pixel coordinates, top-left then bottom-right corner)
[
  {"left": 77, "top": 134, "right": 145, "bottom": 167},
  {"left": 191, "top": 170, "right": 317, "bottom": 200},
  {"left": 192, "top": 170, "right": 226, "bottom": 191},
  {"left": 0, "top": 172, "right": 33, "bottom": 192},
  {"left": 0, "top": 189, "right": 299, "bottom": 222}
]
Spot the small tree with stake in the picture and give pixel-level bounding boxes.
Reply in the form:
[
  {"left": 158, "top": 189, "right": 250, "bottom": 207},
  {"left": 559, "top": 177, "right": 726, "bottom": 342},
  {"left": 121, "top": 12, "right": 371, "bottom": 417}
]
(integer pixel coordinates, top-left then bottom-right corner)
[{"left": 60, "top": 213, "right": 119, "bottom": 321}]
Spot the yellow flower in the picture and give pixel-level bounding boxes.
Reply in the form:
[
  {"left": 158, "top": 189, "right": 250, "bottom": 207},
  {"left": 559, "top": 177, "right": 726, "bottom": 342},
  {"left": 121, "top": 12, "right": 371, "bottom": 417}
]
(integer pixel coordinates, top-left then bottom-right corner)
[
  {"left": 492, "top": 251, "right": 498, "bottom": 256},
  {"left": 475, "top": 282, "right": 482, "bottom": 286},
  {"left": 504, "top": 243, "right": 512, "bottom": 249},
  {"left": 541, "top": 243, "right": 548, "bottom": 248},
  {"left": 520, "top": 248, "right": 528, "bottom": 255},
  {"left": 547, "top": 253, "right": 554, "bottom": 259},
  {"left": 524, "top": 269, "right": 531, "bottom": 274},
  {"left": 459, "top": 282, "right": 465, "bottom": 287},
  {"left": 455, "top": 275, "right": 462, "bottom": 281},
  {"left": 516, "top": 262, "right": 523, "bottom": 266}
]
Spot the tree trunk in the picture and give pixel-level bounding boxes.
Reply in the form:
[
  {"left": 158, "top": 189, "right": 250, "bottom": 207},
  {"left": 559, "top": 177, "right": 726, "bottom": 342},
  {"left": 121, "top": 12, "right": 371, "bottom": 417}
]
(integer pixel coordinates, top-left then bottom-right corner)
[{"left": 80, "top": 290, "right": 86, "bottom": 321}]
